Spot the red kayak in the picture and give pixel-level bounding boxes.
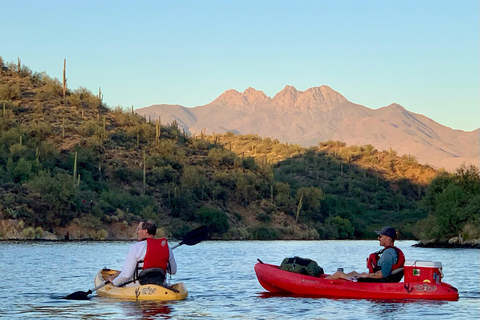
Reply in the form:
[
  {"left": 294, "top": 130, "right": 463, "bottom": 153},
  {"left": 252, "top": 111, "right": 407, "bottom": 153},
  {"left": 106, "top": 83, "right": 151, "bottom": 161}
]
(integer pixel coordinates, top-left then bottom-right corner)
[{"left": 255, "top": 261, "right": 459, "bottom": 301}]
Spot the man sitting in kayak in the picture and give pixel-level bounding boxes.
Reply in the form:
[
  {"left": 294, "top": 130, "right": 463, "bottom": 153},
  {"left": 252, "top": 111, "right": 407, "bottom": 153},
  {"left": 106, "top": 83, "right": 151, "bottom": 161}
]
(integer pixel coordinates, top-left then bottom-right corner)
[
  {"left": 326, "top": 226, "right": 405, "bottom": 282},
  {"left": 107, "top": 219, "right": 177, "bottom": 286}
]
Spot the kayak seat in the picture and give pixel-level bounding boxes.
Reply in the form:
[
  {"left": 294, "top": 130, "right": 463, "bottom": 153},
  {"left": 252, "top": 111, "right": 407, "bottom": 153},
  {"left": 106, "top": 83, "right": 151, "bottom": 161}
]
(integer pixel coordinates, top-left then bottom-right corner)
[
  {"left": 387, "top": 268, "right": 404, "bottom": 282},
  {"left": 357, "top": 268, "right": 404, "bottom": 283},
  {"left": 138, "top": 268, "right": 166, "bottom": 285}
]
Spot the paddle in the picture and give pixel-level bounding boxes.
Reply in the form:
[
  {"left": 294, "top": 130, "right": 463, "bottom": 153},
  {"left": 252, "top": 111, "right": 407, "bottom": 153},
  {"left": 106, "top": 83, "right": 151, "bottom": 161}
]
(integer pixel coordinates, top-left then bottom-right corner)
[
  {"left": 171, "top": 225, "right": 208, "bottom": 249},
  {"left": 64, "top": 225, "right": 208, "bottom": 300}
]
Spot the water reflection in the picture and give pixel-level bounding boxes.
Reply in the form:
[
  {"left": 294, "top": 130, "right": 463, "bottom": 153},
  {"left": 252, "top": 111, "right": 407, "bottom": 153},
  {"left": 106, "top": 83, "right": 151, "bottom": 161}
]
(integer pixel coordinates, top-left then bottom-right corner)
[{"left": 121, "top": 301, "right": 173, "bottom": 320}]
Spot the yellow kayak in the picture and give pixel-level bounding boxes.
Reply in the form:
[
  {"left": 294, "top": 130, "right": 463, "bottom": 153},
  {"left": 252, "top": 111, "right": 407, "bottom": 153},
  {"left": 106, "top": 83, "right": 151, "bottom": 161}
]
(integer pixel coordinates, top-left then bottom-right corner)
[{"left": 95, "top": 269, "right": 188, "bottom": 301}]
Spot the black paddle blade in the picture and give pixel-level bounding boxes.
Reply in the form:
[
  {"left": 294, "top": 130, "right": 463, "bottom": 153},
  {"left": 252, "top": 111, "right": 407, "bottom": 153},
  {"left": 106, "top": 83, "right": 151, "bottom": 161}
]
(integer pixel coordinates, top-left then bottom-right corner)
[
  {"left": 63, "top": 289, "right": 92, "bottom": 300},
  {"left": 181, "top": 225, "right": 208, "bottom": 246}
]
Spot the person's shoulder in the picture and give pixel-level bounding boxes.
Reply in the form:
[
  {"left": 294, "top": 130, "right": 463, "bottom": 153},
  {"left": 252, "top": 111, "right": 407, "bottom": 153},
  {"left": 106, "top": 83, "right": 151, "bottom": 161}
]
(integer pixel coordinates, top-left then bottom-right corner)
[
  {"left": 384, "top": 247, "right": 397, "bottom": 255},
  {"left": 130, "top": 240, "right": 147, "bottom": 249}
]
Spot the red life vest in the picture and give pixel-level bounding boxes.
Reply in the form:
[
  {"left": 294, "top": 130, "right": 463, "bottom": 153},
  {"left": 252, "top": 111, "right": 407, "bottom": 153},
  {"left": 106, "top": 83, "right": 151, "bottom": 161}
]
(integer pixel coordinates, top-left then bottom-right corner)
[
  {"left": 366, "top": 246, "right": 405, "bottom": 274},
  {"left": 142, "top": 238, "right": 170, "bottom": 272}
]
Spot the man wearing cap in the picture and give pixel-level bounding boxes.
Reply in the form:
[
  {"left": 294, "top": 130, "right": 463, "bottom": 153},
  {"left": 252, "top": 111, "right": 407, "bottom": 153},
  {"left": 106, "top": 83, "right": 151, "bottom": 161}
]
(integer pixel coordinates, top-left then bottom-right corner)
[{"left": 326, "top": 226, "right": 405, "bottom": 282}]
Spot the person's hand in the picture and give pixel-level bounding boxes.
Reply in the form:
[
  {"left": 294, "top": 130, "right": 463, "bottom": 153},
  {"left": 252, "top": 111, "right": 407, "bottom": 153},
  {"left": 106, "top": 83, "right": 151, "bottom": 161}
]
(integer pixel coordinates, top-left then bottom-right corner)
[
  {"left": 107, "top": 271, "right": 120, "bottom": 283},
  {"left": 358, "top": 272, "right": 369, "bottom": 278}
]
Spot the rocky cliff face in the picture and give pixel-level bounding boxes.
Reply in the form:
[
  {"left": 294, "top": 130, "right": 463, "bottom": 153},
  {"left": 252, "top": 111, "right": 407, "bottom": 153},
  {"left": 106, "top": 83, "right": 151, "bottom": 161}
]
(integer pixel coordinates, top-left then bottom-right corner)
[{"left": 136, "top": 85, "right": 479, "bottom": 171}]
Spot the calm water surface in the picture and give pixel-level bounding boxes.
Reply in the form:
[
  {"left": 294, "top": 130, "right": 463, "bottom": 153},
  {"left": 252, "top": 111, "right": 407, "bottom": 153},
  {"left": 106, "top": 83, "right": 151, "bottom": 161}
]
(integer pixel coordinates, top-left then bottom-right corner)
[{"left": 0, "top": 240, "right": 478, "bottom": 319}]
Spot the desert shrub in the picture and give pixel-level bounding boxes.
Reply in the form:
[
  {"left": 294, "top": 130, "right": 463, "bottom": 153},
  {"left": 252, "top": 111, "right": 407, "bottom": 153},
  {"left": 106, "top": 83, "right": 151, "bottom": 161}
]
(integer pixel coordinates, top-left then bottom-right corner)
[
  {"left": 168, "top": 221, "right": 193, "bottom": 240},
  {"left": 89, "top": 229, "right": 109, "bottom": 240},
  {"left": 9, "top": 157, "right": 33, "bottom": 183},
  {"left": 0, "top": 83, "right": 21, "bottom": 100},
  {"left": 323, "top": 216, "right": 354, "bottom": 239},
  {"left": 147, "top": 165, "right": 179, "bottom": 185},
  {"left": 195, "top": 207, "right": 229, "bottom": 234},
  {"left": 206, "top": 148, "right": 235, "bottom": 166},
  {"left": 242, "top": 156, "right": 257, "bottom": 170},
  {"left": 256, "top": 213, "right": 271, "bottom": 222},
  {"left": 28, "top": 171, "right": 76, "bottom": 225},
  {"left": 22, "top": 227, "right": 36, "bottom": 239},
  {"left": 78, "top": 120, "right": 103, "bottom": 137},
  {"left": 36, "top": 78, "right": 62, "bottom": 100},
  {"left": 248, "top": 226, "right": 278, "bottom": 240},
  {"left": 140, "top": 205, "right": 159, "bottom": 224},
  {"left": 34, "top": 226, "right": 44, "bottom": 238}
]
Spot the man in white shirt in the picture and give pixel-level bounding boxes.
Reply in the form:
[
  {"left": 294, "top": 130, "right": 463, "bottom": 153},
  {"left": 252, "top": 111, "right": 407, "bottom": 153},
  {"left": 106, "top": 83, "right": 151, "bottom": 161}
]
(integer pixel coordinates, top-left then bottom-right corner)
[{"left": 107, "top": 219, "right": 177, "bottom": 286}]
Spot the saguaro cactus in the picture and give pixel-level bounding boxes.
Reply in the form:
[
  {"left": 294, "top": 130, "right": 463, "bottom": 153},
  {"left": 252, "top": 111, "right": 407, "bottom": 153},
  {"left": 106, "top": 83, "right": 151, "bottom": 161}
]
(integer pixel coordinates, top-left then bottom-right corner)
[
  {"left": 155, "top": 120, "right": 160, "bottom": 144},
  {"left": 73, "top": 151, "right": 77, "bottom": 187},
  {"left": 63, "top": 59, "right": 67, "bottom": 97},
  {"left": 295, "top": 194, "right": 303, "bottom": 223},
  {"left": 103, "top": 116, "right": 106, "bottom": 138},
  {"left": 143, "top": 152, "right": 146, "bottom": 194},
  {"left": 271, "top": 185, "right": 274, "bottom": 204}
]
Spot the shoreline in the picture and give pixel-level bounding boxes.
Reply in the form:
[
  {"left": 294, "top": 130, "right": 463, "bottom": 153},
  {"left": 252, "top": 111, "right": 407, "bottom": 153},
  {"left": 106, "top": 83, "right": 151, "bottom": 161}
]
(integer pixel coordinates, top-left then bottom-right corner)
[
  {"left": 1, "top": 238, "right": 479, "bottom": 248},
  {"left": 413, "top": 242, "right": 480, "bottom": 249}
]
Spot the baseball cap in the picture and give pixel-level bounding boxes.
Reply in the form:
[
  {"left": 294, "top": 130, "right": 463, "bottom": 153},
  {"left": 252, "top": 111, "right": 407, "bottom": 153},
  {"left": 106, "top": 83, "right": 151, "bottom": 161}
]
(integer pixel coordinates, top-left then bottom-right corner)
[{"left": 375, "top": 226, "right": 397, "bottom": 240}]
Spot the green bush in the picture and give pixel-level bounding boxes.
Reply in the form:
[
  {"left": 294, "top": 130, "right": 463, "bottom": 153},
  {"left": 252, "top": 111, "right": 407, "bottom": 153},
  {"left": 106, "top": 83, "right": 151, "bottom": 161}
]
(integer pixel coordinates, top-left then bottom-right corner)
[
  {"left": 195, "top": 207, "right": 229, "bottom": 234},
  {"left": 22, "top": 227, "right": 36, "bottom": 239},
  {"left": 248, "top": 226, "right": 278, "bottom": 240},
  {"left": 324, "top": 216, "right": 354, "bottom": 239}
]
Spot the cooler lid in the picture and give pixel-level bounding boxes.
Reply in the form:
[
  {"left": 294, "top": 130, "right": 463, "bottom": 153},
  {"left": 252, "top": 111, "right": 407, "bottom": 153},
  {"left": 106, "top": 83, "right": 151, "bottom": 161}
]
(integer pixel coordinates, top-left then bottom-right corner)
[{"left": 404, "top": 260, "right": 442, "bottom": 268}]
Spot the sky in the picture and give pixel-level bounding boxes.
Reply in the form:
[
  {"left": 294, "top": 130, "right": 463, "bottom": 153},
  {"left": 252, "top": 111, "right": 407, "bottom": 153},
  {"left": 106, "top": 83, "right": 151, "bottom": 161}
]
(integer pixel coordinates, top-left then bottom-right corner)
[{"left": 1, "top": 0, "right": 479, "bottom": 131}]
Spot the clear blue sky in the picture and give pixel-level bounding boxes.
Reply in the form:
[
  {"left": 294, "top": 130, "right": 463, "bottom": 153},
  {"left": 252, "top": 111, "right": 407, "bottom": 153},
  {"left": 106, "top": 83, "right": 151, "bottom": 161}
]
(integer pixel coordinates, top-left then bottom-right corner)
[{"left": 1, "top": 0, "right": 478, "bottom": 131}]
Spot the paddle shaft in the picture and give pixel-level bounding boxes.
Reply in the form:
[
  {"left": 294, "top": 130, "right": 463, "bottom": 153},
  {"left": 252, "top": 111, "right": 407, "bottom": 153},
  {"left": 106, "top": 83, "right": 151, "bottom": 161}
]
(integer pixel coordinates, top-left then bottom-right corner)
[{"left": 89, "top": 280, "right": 111, "bottom": 294}]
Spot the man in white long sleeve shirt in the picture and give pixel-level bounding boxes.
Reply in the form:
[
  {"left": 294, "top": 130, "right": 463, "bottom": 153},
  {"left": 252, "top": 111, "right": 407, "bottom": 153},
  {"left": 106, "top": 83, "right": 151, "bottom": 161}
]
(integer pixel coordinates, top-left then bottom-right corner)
[{"left": 107, "top": 219, "right": 177, "bottom": 286}]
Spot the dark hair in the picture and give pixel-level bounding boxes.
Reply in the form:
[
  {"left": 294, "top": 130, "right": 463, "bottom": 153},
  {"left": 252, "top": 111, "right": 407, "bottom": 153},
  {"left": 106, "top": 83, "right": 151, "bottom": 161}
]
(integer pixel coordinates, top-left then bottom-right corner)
[{"left": 141, "top": 219, "right": 157, "bottom": 236}]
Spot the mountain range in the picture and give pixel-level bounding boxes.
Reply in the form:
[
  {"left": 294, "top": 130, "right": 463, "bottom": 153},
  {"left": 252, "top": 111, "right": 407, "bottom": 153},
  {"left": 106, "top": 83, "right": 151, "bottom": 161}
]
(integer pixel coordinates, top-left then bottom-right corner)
[{"left": 136, "top": 85, "right": 479, "bottom": 171}]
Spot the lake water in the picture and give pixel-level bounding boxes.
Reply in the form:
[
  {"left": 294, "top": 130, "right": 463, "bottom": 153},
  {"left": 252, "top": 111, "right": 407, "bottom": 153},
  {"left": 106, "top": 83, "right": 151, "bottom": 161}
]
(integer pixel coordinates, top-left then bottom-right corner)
[{"left": 0, "top": 240, "right": 478, "bottom": 319}]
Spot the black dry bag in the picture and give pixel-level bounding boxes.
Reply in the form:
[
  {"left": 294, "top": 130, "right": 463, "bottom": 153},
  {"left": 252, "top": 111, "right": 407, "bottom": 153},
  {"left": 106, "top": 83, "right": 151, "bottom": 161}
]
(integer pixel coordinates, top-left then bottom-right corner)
[{"left": 279, "top": 256, "right": 324, "bottom": 277}]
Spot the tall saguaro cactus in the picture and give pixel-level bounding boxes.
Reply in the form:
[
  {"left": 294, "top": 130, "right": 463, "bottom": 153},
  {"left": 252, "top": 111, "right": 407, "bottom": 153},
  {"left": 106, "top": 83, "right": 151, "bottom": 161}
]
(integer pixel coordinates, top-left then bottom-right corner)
[
  {"left": 73, "top": 151, "right": 78, "bottom": 187},
  {"left": 63, "top": 59, "right": 67, "bottom": 97},
  {"left": 103, "top": 116, "right": 106, "bottom": 139},
  {"left": 155, "top": 120, "right": 161, "bottom": 144},
  {"left": 295, "top": 194, "right": 303, "bottom": 223},
  {"left": 143, "top": 152, "right": 146, "bottom": 194}
]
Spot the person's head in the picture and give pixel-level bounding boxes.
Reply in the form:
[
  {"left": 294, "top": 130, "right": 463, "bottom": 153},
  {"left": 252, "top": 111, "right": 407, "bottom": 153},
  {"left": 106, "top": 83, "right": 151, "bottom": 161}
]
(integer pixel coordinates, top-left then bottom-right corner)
[
  {"left": 137, "top": 219, "right": 157, "bottom": 240},
  {"left": 375, "top": 226, "right": 396, "bottom": 246}
]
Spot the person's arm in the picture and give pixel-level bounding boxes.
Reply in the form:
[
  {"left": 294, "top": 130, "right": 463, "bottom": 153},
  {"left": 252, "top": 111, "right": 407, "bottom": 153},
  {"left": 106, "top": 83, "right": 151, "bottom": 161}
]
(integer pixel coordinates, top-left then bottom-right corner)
[
  {"left": 110, "top": 244, "right": 140, "bottom": 286},
  {"left": 358, "top": 270, "right": 384, "bottom": 279},
  {"left": 167, "top": 246, "right": 177, "bottom": 275}
]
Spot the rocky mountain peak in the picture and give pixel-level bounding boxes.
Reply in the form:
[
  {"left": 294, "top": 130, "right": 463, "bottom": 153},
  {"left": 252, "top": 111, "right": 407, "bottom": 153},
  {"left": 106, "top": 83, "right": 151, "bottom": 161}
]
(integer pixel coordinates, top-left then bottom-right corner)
[
  {"left": 272, "top": 85, "right": 347, "bottom": 112},
  {"left": 243, "top": 87, "right": 270, "bottom": 105},
  {"left": 137, "top": 84, "right": 479, "bottom": 171},
  {"left": 272, "top": 85, "right": 298, "bottom": 109},
  {"left": 210, "top": 88, "right": 270, "bottom": 110}
]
